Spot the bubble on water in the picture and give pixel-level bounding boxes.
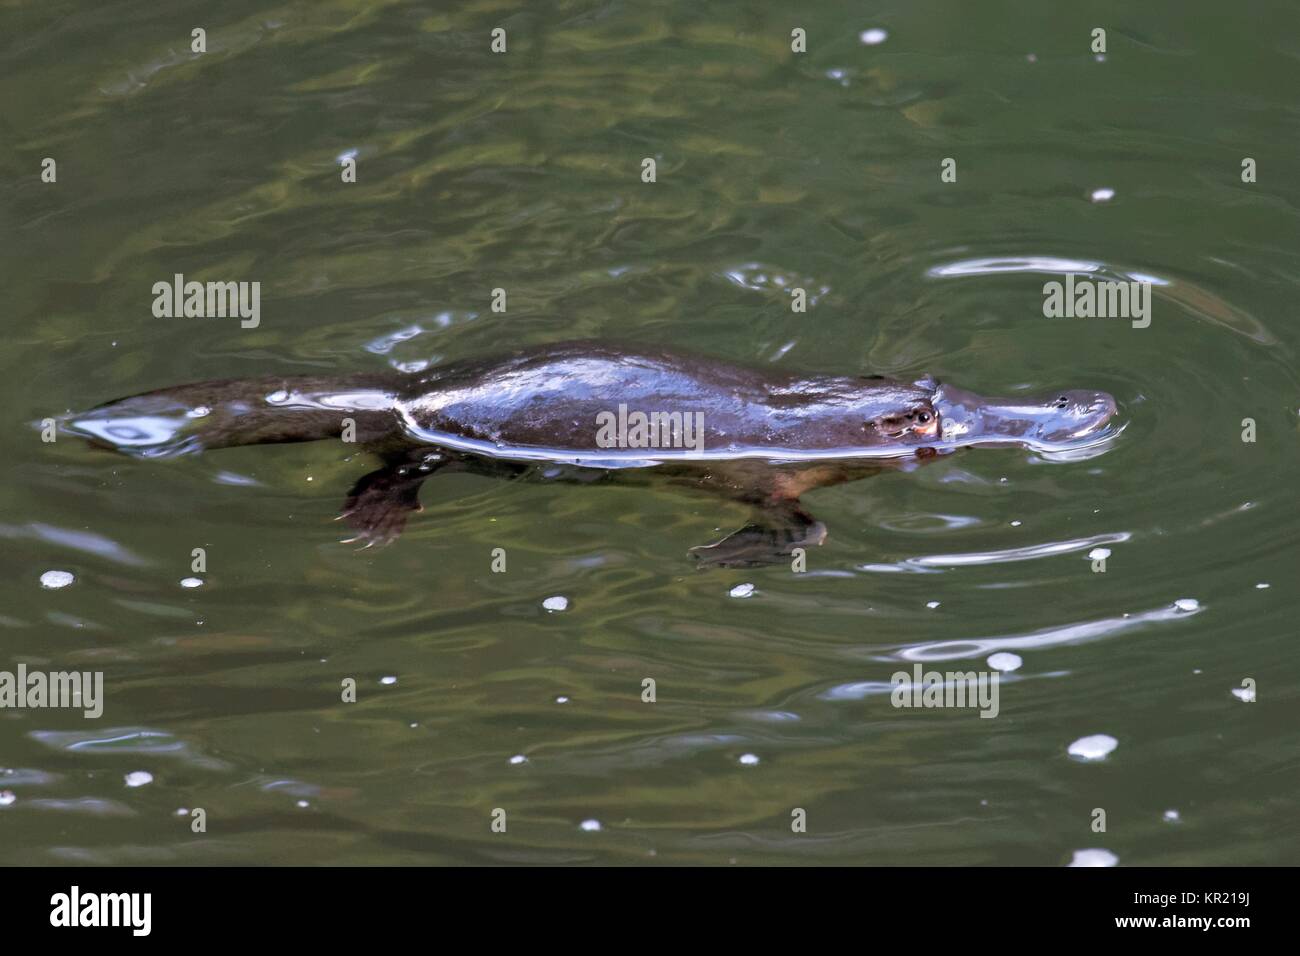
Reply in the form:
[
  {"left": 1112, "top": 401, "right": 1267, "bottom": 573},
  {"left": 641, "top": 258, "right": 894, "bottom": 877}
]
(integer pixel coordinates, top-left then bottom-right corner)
[
  {"left": 542, "top": 595, "right": 569, "bottom": 612},
  {"left": 555, "top": 696, "right": 570, "bottom": 704},
  {"left": 859, "top": 28, "right": 888, "bottom": 45},
  {"left": 1173, "top": 598, "right": 1199, "bottom": 612},
  {"left": 1089, "top": 187, "right": 1115, "bottom": 203},
  {"left": 926, "top": 601, "right": 941, "bottom": 609},
  {"left": 1163, "top": 809, "right": 1181, "bottom": 823},
  {"left": 266, "top": 390, "right": 289, "bottom": 404},
  {"left": 186, "top": 406, "right": 211, "bottom": 418},
  {"left": 988, "top": 652, "right": 1023, "bottom": 672},
  {"left": 174, "top": 807, "right": 189, "bottom": 816},
  {"left": 738, "top": 753, "right": 760, "bottom": 766},
  {"left": 1231, "top": 685, "right": 1256, "bottom": 703},
  {"left": 509, "top": 754, "right": 527, "bottom": 766},
  {"left": 1010, "top": 520, "right": 1022, "bottom": 527},
  {"left": 1088, "top": 547, "right": 1111, "bottom": 560},
  {"left": 124, "top": 771, "right": 153, "bottom": 788},
  {"left": 180, "top": 577, "right": 203, "bottom": 589},
  {"left": 1026, "top": 53, "right": 1038, "bottom": 63},
  {"left": 0, "top": 791, "right": 15, "bottom": 807},
  {"left": 1255, "top": 582, "right": 1270, "bottom": 589},
  {"left": 1068, "top": 848, "right": 1118, "bottom": 867},
  {"left": 1068, "top": 734, "right": 1118, "bottom": 761},
  {"left": 1094, "top": 54, "right": 1107, "bottom": 63},
  {"left": 825, "top": 68, "right": 851, "bottom": 88},
  {"left": 379, "top": 676, "right": 397, "bottom": 686},
  {"left": 579, "top": 819, "right": 601, "bottom": 832},
  {"left": 40, "top": 570, "right": 75, "bottom": 589},
  {"left": 296, "top": 800, "right": 310, "bottom": 808},
  {"left": 729, "top": 583, "right": 755, "bottom": 599}
]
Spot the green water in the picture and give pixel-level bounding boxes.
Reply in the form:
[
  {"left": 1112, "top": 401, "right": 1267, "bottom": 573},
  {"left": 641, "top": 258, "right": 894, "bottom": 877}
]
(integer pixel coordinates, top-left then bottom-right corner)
[{"left": 2, "top": 0, "right": 1298, "bottom": 865}]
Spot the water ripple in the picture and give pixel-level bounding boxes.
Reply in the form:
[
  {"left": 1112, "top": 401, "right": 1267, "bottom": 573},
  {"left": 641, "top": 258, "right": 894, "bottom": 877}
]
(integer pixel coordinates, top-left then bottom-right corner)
[
  {"left": 859, "top": 531, "right": 1131, "bottom": 572},
  {"left": 927, "top": 255, "right": 1277, "bottom": 345},
  {"left": 881, "top": 601, "right": 1205, "bottom": 662}
]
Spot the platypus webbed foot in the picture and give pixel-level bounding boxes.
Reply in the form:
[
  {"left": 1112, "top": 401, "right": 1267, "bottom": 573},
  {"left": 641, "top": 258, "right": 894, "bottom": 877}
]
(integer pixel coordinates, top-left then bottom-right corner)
[
  {"left": 338, "top": 448, "right": 450, "bottom": 547},
  {"left": 339, "top": 468, "right": 425, "bottom": 548},
  {"left": 337, "top": 447, "right": 530, "bottom": 548},
  {"left": 689, "top": 503, "right": 826, "bottom": 569}
]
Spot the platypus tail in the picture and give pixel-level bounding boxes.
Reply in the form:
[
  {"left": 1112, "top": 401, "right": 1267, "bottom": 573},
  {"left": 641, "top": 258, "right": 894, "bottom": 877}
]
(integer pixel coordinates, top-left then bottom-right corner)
[{"left": 61, "top": 372, "right": 402, "bottom": 458}]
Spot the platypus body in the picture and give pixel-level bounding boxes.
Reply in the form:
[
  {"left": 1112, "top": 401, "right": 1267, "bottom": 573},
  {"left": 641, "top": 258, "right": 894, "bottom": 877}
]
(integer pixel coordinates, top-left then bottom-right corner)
[{"left": 63, "top": 342, "right": 1119, "bottom": 567}]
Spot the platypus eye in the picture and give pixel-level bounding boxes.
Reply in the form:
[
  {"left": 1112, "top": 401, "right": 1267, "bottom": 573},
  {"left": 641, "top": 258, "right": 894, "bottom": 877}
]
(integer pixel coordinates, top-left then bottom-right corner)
[{"left": 916, "top": 411, "right": 932, "bottom": 424}]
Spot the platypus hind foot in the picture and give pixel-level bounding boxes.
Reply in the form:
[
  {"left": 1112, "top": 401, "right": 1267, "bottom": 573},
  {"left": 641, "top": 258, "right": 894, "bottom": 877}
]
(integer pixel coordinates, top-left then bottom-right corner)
[{"left": 338, "top": 451, "right": 443, "bottom": 547}]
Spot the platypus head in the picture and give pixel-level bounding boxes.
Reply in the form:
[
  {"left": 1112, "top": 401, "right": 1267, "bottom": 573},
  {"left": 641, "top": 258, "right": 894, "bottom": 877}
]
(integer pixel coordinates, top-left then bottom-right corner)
[{"left": 926, "top": 378, "right": 1119, "bottom": 449}]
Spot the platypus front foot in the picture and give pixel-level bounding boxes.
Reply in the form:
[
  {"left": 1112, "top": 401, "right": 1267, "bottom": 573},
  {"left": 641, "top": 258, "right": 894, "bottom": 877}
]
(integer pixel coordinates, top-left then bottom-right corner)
[{"left": 688, "top": 505, "right": 826, "bottom": 569}]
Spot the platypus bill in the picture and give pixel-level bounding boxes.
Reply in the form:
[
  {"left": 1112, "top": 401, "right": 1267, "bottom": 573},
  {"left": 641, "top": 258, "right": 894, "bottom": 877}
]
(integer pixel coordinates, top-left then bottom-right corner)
[{"left": 61, "top": 341, "right": 1120, "bottom": 568}]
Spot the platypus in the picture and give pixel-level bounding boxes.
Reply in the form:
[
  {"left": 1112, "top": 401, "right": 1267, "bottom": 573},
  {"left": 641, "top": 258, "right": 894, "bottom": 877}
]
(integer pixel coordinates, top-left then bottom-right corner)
[{"left": 60, "top": 342, "right": 1119, "bottom": 567}]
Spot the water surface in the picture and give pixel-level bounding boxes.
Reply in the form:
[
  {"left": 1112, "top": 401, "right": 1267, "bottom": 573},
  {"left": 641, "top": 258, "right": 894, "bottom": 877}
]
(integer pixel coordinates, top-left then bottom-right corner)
[{"left": 2, "top": 0, "right": 1298, "bottom": 865}]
